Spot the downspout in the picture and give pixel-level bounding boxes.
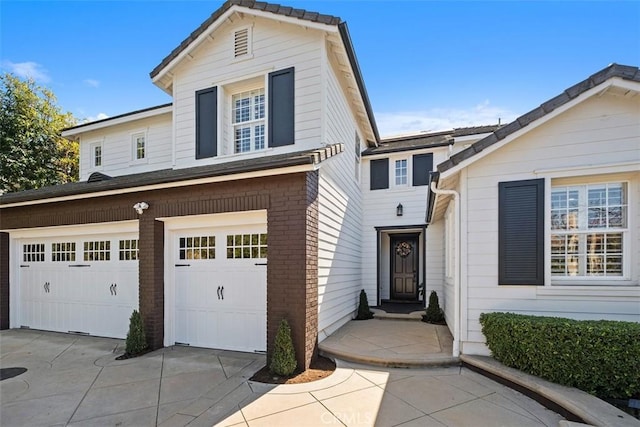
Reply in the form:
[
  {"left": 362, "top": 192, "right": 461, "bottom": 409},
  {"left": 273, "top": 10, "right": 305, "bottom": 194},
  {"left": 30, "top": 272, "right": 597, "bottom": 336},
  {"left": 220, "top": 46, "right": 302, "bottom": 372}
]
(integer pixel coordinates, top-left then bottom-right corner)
[{"left": 430, "top": 181, "right": 461, "bottom": 358}]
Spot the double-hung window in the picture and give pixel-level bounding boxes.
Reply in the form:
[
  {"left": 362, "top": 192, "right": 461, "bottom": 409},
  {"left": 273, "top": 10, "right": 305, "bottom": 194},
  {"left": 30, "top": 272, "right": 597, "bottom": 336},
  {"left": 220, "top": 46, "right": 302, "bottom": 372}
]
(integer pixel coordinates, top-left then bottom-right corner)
[
  {"left": 232, "top": 88, "right": 265, "bottom": 153},
  {"left": 132, "top": 133, "right": 146, "bottom": 161},
  {"left": 551, "top": 182, "right": 627, "bottom": 278},
  {"left": 395, "top": 159, "right": 408, "bottom": 186}
]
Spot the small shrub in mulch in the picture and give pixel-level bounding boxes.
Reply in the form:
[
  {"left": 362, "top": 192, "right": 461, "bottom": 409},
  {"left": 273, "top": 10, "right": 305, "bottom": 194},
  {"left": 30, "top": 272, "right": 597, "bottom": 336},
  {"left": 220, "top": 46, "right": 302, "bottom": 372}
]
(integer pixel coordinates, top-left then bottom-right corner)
[
  {"left": 251, "top": 355, "right": 336, "bottom": 384},
  {"left": 116, "top": 309, "right": 149, "bottom": 360},
  {"left": 355, "top": 289, "right": 374, "bottom": 320}
]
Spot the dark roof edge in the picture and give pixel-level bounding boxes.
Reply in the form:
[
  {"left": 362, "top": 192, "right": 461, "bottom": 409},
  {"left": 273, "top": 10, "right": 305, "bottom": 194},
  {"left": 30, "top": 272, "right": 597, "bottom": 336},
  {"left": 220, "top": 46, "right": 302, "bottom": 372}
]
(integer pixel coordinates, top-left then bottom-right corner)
[
  {"left": 338, "top": 22, "right": 380, "bottom": 144},
  {"left": 1, "top": 144, "right": 343, "bottom": 206},
  {"left": 63, "top": 103, "right": 173, "bottom": 133},
  {"left": 438, "top": 63, "right": 640, "bottom": 173},
  {"left": 425, "top": 171, "right": 440, "bottom": 225},
  {"left": 362, "top": 140, "right": 452, "bottom": 157}
]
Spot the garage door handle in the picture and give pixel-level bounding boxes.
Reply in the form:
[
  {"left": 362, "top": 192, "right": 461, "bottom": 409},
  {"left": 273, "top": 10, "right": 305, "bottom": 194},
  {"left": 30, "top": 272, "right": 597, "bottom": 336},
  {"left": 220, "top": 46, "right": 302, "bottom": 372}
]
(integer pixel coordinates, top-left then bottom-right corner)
[
  {"left": 113, "top": 283, "right": 117, "bottom": 295},
  {"left": 254, "top": 263, "right": 267, "bottom": 266},
  {"left": 43, "top": 282, "right": 50, "bottom": 293},
  {"left": 69, "top": 264, "right": 91, "bottom": 268},
  {"left": 175, "top": 264, "right": 190, "bottom": 267},
  {"left": 217, "top": 286, "right": 221, "bottom": 300},
  {"left": 221, "top": 286, "right": 224, "bottom": 300}
]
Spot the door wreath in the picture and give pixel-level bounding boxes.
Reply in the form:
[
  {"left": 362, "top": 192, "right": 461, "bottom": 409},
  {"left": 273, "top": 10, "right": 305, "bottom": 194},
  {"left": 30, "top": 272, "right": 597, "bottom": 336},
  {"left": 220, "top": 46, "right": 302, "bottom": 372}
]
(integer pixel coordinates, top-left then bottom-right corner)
[{"left": 395, "top": 241, "right": 412, "bottom": 258}]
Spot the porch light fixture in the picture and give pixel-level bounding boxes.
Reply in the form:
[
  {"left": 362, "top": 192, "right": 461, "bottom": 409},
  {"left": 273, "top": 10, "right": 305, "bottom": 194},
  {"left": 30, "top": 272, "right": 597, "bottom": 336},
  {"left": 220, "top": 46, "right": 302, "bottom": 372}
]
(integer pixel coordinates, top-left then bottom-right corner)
[
  {"left": 133, "top": 202, "right": 149, "bottom": 215},
  {"left": 396, "top": 203, "right": 403, "bottom": 217}
]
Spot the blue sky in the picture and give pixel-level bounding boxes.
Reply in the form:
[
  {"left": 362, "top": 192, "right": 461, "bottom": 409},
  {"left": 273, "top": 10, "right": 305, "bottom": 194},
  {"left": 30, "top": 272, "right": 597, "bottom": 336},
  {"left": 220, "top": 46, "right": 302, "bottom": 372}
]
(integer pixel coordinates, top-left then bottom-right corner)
[{"left": 2, "top": 1, "right": 639, "bottom": 137}]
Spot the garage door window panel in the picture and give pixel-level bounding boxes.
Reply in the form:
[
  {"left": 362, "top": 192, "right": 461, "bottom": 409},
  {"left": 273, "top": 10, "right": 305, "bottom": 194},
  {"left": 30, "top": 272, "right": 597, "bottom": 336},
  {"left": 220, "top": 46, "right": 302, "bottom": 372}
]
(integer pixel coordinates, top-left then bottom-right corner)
[
  {"left": 226, "top": 233, "right": 267, "bottom": 259},
  {"left": 84, "top": 240, "right": 111, "bottom": 261},
  {"left": 52, "top": 242, "right": 76, "bottom": 262},
  {"left": 119, "top": 239, "right": 139, "bottom": 261},
  {"left": 179, "top": 236, "right": 216, "bottom": 260},
  {"left": 23, "top": 243, "right": 45, "bottom": 262}
]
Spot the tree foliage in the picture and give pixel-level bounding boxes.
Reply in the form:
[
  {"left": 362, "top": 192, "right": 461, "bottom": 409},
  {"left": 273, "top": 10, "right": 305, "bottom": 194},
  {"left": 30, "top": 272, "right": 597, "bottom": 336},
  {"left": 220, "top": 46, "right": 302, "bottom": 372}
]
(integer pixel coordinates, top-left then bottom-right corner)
[{"left": 0, "top": 73, "right": 78, "bottom": 194}]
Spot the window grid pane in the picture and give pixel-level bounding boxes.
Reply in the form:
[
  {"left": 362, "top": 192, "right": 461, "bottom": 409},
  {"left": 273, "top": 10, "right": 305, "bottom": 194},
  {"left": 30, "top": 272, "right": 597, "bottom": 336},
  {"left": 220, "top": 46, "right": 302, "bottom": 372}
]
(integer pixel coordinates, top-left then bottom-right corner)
[
  {"left": 226, "top": 233, "right": 267, "bottom": 259},
  {"left": 136, "top": 136, "right": 145, "bottom": 160},
  {"left": 23, "top": 243, "right": 45, "bottom": 262},
  {"left": 119, "top": 239, "right": 139, "bottom": 261},
  {"left": 551, "top": 182, "right": 627, "bottom": 278},
  {"left": 51, "top": 242, "right": 76, "bottom": 262},
  {"left": 178, "top": 236, "right": 215, "bottom": 260},
  {"left": 83, "top": 240, "right": 111, "bottom": 262},
  {"left": 395, "top": 159, "right": 407, "bottom": 185},
  {"left": 232, "top": 89, "right": 265, "bottom": 154},
  {"left": 94, "top": 146, "right": 102, "bottom": 167}
]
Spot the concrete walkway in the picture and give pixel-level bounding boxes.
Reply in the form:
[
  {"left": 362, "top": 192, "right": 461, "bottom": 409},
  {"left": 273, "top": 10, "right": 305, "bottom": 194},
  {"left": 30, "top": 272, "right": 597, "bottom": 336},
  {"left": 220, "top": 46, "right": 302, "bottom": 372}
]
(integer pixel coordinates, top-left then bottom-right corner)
[
  {"left": 0, "top": 329, "right": 567, "bottom": 426},
  {"left": 319, "top": 318, "right": 457, "bottom": 367}
]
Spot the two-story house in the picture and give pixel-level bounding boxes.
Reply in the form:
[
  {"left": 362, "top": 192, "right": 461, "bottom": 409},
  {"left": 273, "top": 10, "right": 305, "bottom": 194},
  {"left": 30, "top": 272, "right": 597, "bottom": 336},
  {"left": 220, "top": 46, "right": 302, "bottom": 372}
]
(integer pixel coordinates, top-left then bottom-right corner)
[{"left": 1, "top": 0, "right": 638, "bottom": 366}]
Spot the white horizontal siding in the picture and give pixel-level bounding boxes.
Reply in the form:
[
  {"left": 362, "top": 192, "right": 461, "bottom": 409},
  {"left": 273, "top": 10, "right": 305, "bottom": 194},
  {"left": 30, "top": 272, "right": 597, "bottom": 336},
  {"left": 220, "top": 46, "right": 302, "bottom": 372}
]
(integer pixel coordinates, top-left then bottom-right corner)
[
  {"left": 361, "top": 148, "right": 449, "bottom": 304},
  {"left": 317, "top": 61, "right": 362, "bottom": 340},
  {"left": 172, "top": 15, "right": 323, "bottom": 168},
  {"left": 79, "top": 113, "right": 173, "bottom": 180},
  {"left": 460, "top": 92, "right": 640, "bottom": 354}
]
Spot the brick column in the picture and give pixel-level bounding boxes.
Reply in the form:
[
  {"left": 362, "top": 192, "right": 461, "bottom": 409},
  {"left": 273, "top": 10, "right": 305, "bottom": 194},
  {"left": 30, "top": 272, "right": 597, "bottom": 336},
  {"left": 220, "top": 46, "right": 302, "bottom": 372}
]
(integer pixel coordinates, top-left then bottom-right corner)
[
  {"left": 0, "top": 232, "right": 9, "bottom": 330},
  {"left": 267, "top": 171, "right": 319, "bottom": 370},
  {"left": 139, "top": 218, "right": 164, "bottom": 349}
]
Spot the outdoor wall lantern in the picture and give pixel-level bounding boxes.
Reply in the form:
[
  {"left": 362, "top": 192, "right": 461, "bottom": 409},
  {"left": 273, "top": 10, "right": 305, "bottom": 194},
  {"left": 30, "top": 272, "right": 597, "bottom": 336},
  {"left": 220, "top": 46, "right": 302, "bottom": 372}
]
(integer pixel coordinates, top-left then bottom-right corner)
[
  {"left": 396, "top": 203, "right": 403, "bottom": 217},
  {"left": 133, "top": 202, "right": 149, "bottom": 215}
]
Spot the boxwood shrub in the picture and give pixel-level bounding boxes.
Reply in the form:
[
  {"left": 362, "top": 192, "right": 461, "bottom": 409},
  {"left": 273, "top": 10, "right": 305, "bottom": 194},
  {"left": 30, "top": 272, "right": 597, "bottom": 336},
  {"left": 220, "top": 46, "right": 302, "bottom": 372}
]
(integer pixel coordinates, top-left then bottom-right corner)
[{"left": 479, "top": 312, "right": 640, "bottom": 399}]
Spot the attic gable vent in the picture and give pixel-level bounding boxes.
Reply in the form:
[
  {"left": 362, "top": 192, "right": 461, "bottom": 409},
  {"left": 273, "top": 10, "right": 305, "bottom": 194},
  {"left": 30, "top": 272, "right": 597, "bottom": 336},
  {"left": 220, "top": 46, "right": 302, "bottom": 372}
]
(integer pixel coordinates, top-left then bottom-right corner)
[
  {"left": 234, "top": 27, "right": 250, "bottom": 58},
  {"left": 87, "top": 172, "right": 112, "bottom": 183}
]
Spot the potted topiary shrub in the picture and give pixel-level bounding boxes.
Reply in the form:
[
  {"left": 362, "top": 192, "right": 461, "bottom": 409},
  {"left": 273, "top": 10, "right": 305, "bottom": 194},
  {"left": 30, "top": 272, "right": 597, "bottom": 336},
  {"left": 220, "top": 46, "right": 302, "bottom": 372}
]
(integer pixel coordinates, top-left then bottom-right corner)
[
  {"left": 355, "top": 289, "right": 374, "bottom": 320},
  {"left": 422, "top": 291, "right": 445, "bottom": 324},
  {"left": 117, "top": 309, "right": 148, "bottom": 359},
  {"left": 270, "top": 319, "right": 297, "bottom": 376}
]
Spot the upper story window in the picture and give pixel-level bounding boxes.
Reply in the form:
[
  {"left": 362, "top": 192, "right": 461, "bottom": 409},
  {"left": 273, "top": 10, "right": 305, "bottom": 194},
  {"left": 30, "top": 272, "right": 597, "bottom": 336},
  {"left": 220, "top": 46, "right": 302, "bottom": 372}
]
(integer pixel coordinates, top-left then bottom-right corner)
[
  {"left": 132, "top": 132, "right": 146, "bottom": 161},
  {"left": 232, "top": 88, "right": 265, "bottom": 153},
  {"left": 90, "top": 142, "right": 103, "bottom": 168},
  {"left": 551, "top": 182, "right": 627, "bottom": 278},
  {"left": 195, "top": 68, "right": 294, "bottom": 160},
  {"left": 395, "top": 159, "right": 408, "bottom": 186}
]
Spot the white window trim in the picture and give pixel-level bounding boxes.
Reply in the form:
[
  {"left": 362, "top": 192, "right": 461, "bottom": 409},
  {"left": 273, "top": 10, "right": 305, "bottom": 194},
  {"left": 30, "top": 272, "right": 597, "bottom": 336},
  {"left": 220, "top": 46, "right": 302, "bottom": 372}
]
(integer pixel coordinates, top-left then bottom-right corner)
[
  {"left": 393, "top": 158, "right": 409, "bottom": 187},
  {"left": 545, "top": 175, "right": 634, "bottom": 286},
  {"left": 231, "top": 24, "right": 254, "bottom": 62},
  {"left": 224, "top": 74, "right": 269, "bottom": 157},
  {"left": 130, "top": 130, "right": 148, "bottom": 164},
  {"left": 89, "top": 140, "right": 103, "bottom": 170}
]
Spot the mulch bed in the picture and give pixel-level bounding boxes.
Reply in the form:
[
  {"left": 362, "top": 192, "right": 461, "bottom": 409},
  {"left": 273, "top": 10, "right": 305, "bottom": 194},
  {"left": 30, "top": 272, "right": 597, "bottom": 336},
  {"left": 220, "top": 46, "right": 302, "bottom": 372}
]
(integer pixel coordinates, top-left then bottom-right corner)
[{"left": 249, "top": 355, "right": 336, "bottom": 384}]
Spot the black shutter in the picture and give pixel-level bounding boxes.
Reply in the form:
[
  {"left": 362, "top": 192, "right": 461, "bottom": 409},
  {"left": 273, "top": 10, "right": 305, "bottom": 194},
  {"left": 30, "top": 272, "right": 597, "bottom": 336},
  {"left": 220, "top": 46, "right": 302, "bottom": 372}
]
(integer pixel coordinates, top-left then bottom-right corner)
[
  {"left": 412, "top": 153, "right": 433, "bottom": 186},
  {"left": 498, "top": 179, "right": 544, "bottom": 285},
  {"left": 370, "top": 158, "right": 389, "bottom": 190},
  {"left": 268, "top": 67, "right": 295, "bottom": 147},
  {"left": 195, "top": 87, "right": 217, "bottom": 159}
]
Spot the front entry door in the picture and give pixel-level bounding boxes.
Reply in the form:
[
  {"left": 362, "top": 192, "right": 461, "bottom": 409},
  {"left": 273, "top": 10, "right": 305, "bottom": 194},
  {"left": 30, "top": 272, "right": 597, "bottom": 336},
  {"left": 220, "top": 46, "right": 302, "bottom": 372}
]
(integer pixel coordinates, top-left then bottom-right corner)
[{"left": 391, "top": 235, "right": 418, "bottom": 301}]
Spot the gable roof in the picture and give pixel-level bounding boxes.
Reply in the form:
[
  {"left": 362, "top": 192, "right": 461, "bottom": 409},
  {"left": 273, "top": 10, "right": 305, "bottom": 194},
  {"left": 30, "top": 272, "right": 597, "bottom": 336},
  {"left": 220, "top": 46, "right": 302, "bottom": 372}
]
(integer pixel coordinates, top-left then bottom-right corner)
[
  {"left": 62, "top": 103, "right": 172, "bottom": 137},
  {"left": 437, "top": 64, "right": 640, "bottom": 174},
  {"left": 149, "top": 0, "right": 379, "bottom": 143},
  {"left": 0, "top": 144, "right": 343, "bottom": 208}
]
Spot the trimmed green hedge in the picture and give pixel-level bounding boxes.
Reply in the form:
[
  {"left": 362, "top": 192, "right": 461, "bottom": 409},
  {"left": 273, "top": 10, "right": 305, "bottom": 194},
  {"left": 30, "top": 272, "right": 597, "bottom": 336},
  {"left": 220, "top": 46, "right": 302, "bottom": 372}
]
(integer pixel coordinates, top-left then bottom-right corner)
[{"left": 479, "top": 312, "right": 640, "bottom": 399}]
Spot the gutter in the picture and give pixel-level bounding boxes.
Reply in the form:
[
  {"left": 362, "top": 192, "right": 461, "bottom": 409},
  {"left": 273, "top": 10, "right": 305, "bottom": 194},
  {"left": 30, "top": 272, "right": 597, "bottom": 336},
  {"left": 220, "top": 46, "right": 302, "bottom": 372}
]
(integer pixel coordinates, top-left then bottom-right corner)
[{"left": 430, "top": 178, "right": 461, "bottom": 358}]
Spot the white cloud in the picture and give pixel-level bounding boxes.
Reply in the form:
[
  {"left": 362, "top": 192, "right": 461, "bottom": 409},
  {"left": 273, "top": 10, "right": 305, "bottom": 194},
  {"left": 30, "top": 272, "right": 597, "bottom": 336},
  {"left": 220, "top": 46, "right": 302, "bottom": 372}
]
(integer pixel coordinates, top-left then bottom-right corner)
[
  {"left": 376, "top": 101, "right": 518, "bottom": 138},
  {"left": 82, "top": 113, "right": 109, "bottom": 123},
  {"left": 83, "top": 79, "right": 100, "bottom": 88},
  {"left": 1, "top": 61, "right": 51, "bottom": 83}
]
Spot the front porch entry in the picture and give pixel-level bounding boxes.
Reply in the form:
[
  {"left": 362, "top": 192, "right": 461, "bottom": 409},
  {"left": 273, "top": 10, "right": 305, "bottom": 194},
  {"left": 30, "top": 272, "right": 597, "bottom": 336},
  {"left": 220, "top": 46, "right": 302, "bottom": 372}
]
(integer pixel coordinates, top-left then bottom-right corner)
[{"left": 375, "top": 225, "right": 426, "bottom": 306}]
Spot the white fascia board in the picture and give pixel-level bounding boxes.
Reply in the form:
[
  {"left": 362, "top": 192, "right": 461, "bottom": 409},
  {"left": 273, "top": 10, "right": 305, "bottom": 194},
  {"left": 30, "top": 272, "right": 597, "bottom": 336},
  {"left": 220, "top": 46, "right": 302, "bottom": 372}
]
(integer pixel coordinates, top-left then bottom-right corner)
[
  {"left": 439, "top": 79, "right": 629, "bottom": 181},
  {"left": 6, "top": 221, "right": 139, "bottom": 238},
  {"left": 61, "top": 106, "right": 172, "bottom": 137},
  {"left": 453, "top": 133, "right": 493, "bottom": 143},
  {"left": 0, "top": 163, "right": 316, "bottom": 209},
  {"left": 151, "top": 5, "right": 338, "bottom": 87}
]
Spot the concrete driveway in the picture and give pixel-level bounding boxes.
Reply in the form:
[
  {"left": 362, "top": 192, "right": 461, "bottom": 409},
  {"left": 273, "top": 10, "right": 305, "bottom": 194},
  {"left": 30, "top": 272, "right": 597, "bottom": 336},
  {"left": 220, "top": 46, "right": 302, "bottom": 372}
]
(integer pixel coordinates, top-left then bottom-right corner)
[{"left": 0, "top": 330, "right": 564, "bottom": 426}]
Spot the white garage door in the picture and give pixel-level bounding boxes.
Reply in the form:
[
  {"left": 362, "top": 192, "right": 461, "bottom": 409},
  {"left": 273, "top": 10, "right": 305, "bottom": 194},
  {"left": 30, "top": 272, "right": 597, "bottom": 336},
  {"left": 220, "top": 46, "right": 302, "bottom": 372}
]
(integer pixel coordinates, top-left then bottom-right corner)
[
  {"left": 18, "top": 233, "right": 139, "bottom": 339},
  {"left": 173, "top": 223, "right": 267, "bottom": 352}
]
